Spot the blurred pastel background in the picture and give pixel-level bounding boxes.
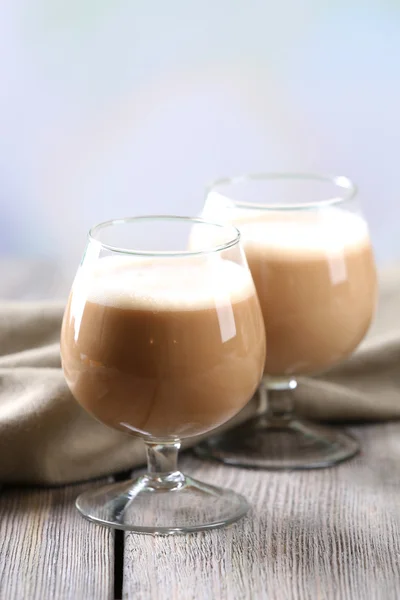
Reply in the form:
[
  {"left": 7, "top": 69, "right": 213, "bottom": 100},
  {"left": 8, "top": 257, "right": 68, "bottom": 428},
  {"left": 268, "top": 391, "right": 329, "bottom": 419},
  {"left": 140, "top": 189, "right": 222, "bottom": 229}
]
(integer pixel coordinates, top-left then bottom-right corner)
[{"left": 0, "top": 0, "right": 399, "bottom": 295}]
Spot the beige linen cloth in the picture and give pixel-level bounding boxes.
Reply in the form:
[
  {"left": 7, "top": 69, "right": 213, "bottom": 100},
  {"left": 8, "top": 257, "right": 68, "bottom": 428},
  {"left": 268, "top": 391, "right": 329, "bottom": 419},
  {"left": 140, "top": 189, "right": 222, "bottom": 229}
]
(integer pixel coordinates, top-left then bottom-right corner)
[{"left": 0, "top": 266, "right": 399, "bottom": 485}]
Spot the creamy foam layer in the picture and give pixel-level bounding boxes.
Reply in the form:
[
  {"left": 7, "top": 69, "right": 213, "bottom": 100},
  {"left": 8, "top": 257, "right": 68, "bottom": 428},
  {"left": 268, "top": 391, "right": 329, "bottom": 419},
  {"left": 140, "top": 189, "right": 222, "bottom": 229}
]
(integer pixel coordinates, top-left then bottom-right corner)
[
  {"left": 73, "top": 256, "right": 255, "bottom": 311},
  {"left": 232, "top": 207, "right": 371, "bottom": 257}
]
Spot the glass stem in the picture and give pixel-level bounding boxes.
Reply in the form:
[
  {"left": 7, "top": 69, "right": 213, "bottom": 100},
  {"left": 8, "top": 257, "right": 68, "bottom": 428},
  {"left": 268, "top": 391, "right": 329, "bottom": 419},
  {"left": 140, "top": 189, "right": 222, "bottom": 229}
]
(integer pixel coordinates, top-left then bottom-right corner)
[
  {"left": 144, "top": 440, "right": 185, "bottom": 489},
  {"left": 263, "top": 377, "right": 297, "bottom": 423}
]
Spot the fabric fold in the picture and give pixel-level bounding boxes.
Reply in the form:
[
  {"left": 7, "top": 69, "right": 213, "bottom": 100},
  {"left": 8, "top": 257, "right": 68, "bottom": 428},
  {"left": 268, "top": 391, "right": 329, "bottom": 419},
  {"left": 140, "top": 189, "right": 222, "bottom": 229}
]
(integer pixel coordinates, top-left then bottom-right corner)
[{"left": 1, "top": 267, "right": 399, "bottom": 485}]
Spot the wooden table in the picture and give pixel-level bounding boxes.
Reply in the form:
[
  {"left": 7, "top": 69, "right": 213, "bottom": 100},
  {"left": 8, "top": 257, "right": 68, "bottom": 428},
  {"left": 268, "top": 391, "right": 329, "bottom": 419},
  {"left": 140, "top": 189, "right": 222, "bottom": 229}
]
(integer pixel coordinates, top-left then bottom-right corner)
[
  {"left": 1, "top": 263, "right": 399, "bottom": 599},
  {"left": 1, "top": 423, "right": 400, "bottom": 600}
]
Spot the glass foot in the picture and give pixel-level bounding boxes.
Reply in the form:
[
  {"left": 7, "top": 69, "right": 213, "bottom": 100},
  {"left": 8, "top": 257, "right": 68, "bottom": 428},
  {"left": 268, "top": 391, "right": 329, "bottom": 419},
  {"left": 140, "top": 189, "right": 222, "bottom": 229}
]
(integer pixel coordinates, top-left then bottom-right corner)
[
  {"left": 76, "top": 473, "right": 249, "bottom": 535},
  {"left": 194, "top": 416, "right": 360, "bottom": 470}
]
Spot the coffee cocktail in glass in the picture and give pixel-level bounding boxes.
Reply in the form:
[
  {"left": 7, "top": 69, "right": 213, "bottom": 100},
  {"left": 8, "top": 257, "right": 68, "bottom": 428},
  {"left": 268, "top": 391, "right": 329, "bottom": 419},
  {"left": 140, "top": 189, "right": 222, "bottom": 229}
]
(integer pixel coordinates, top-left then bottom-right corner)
[
  {"left": 61, "top": 216, "right": 266, "bottom": 533},
  {"left": 195, "top": 174, "right": 377, "bottom": 469}
]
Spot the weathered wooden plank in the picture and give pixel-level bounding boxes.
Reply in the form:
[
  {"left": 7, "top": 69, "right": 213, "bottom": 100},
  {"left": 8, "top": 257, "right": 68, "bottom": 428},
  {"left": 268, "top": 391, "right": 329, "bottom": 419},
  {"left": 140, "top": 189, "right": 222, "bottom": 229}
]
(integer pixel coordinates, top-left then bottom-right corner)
[
  {"left": 123, "top": 424, "right": 400, "bottom": 600},
  {"left": 0, "top": 481, "right": 114, "bottom": 600}
]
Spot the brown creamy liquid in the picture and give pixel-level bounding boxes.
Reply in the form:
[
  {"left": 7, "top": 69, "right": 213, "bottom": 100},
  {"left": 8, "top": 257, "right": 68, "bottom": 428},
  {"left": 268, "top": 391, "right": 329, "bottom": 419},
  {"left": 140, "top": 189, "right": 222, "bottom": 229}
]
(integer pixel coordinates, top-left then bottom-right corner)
[
  {"left": 233, "top": 209, "right": 377, "bottom": 376},
  {"left": 61, "top": 258, "right": 265, "bottom": 439}
]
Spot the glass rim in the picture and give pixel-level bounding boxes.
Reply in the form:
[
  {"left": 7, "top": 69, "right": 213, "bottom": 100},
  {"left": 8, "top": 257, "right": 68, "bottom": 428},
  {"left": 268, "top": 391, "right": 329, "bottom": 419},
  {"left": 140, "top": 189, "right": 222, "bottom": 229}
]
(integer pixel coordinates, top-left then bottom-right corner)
[
  {"left": 207, "top": 172, "right": 358, "bottom": 210},
  {"left": 88, "top": 215, "right": 241, "bottom": 257}
]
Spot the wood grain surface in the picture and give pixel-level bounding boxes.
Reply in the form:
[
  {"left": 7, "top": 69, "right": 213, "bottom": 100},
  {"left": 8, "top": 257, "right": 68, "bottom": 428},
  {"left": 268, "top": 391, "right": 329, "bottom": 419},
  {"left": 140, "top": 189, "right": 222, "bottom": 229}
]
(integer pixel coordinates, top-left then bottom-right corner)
[
  {"left": 2, "top": 259, "right": 400, "bottom": 598},
  {"left": 123, "top": 424, "right": 400, "bottom": 600},
  {"left": 0, "top": 482, "right": 114, "bottom": 600},
  {"left": 1, "top": 425, "right": 400, "bottom": 599}
]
